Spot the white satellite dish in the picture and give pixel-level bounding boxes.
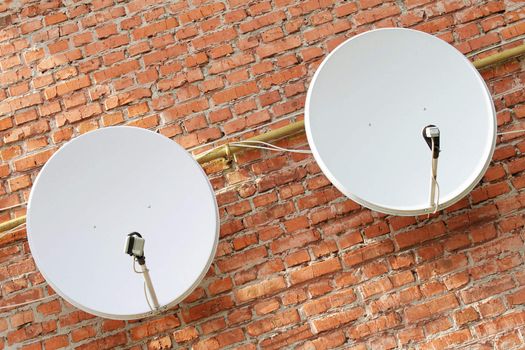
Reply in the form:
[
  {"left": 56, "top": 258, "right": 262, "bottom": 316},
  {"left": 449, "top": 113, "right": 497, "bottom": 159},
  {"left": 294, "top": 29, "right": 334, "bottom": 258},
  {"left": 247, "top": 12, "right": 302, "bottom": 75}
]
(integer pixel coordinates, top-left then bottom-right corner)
[
  {"left": 27, "top": 127, "right": 219, "bottom": 320},
  {"left": 305, "top": 28, "right": 496, "bottom": 216}
]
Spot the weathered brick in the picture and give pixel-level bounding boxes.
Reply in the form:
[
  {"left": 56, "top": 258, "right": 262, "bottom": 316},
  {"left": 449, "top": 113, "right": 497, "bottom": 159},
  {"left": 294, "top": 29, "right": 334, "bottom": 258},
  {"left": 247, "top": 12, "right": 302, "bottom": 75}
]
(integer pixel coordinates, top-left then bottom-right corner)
[
  {"left": 290, "top": 258, "right": 342, "bottom": 285},
  {"left": 247, "top": 309, "right": 300, "bottom": 336},
  {"left": 130, "top": 315, "right": 180, "bottom": 341},
  {"left": 235, "top": 276, "right": 286, "bottom": 303},
  {"left": 14, "top": 149, "right": 55, "bottom": 172},
  {"left": 311, "top": 307, "right": 364, "bottom": 333},
  {"left": 405, "top": 294, "right": 459, "bottom": 322},
  {"left": 181, "top": 296, "right": 235, "bottom": 323},
  {"left": 343, "top": 240, "right": 394, "bottom": 267}
]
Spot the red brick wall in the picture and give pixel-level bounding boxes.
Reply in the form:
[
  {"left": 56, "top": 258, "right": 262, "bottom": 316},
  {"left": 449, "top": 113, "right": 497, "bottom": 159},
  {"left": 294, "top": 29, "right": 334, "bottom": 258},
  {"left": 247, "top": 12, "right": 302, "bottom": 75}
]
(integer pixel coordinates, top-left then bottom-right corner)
[{"left": 1, "top": 0, "right": 525, "bottom": 349}]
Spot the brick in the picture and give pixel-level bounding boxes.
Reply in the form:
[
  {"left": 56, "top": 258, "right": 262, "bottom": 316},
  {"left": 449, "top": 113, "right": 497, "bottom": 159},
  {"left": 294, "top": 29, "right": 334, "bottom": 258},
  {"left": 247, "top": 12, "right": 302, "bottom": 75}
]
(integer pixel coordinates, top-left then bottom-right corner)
[
  {"left": 284, "top": 250, "right": 310, "bottom": 267},
  {"left": 444, "top": 271, "right": 469, "bottom": 290},
  {"left": 262, "top": 27, "right": 284, "bottom": 43},
  {"left": 420, "top": 329, "right": 471, "bottom": 350},
  {"left": 130, "top": 315, "right": 180, "bottom": 341},
  {"left": 244, "top": 201, "right": 294, "bottom": 226},
  {"left": 311, "top": 240, "right": 338, "bottom": 258},
  {"left": 10, "top": 310, "right": 34, "bottom": 328},
  {"left": 45, "top": 12, "right": 67, "bottom": 25},
  {"left": 354, "top": 4, "right": 400, "bottom": 25},
  {"left": 290, "top": 258, "right": 341, "bottom": 284},
  {"left": 75, "top": 332, "right": 126, "bottom": 350},
  {"left": 247, "top": 309, "right": 299, "bottom": 336},
  {"left": 289, "top": 0, "right": 335, "bottom": 17},
  {"left": 343, "top": 240, "right": 394, "bottom": 266},
  {"left": 471, "top": 235, "right": 523, "bottom": 262},
  {"left": 181, "top": 296, "right": 234, "bottom": 323},
  {"left": 36, "top": 300, "right": 61, "bottom": 316},
  {"left": 311, "top": 307, "right": 364, "bottom": 333},
  {"left": 127, "top": 102, "right": 149, "bottom": 117},
  {"left": 260, "top": 324, "right": 313, "bottom": 349},
  {"left": 235, "top": 276, "right": 286, "bottom": 303},
  {"left": 256, "top": 36, "right": 302, "bottom": 58},
  {"left": 162, "top": 98, "right": 208, "bottom": 121},
  {"left": 14, "top": 149, "right": 55, "bottom": 172},
  {"left": 44, "top": 76, "right": 91, "bottom": 100},
  {"left": 148, "top": 336, "right": 172, "bottom": 350},
  {"left": 23, "top": 49, "right": 45, "bottom": 63},
  {"left": 8, "top": 174, "right": 31, "bottom": 191},
  {"left": 209, "top": 53, "right": 255, "bottom": 74},
  {"left": 59, "top": 311, "right": 95, "bottom": 327},
  {"left": 96, "top": 23, "right": 117, "bottom": 39},
  {"left": 308, "top": 280, "right": 332, "bottom": 297},
  {"left": 44, "top": 335, "right": 68, "bottom": 350},
  {"left": 416, "top": 254, "right": 468, "bottom": 280},
  {"left": 1, "top": 145, "right": 21, "bottom": 161},
  {"left": 420, "top": 281, "right": 446, "bottom": 297},
  {"left": 192, "top": 28, "right": 237, "bottom": 50},
  {"left": 304, "top": 21, "right": 351, "bottom": 43},
  {"left": 105, "top": 88, "right": 151, "bottom": 111},
  {"left": 56, "top": 103, "right": 102, "bottom": 126},
  {"left": 180, "top": 3, "right": 225, "bottom": 23},
  {"left": 63, "top": 92, "right": 85, "bottom": 109},
  {"left": 7, "top": 323, "right": 43, "bottom": 345},
  {"left": 152, "top": 95, "right": 175, "bottom": 111},
  {"left": 261, "top": 65, "right": 306, "bottom": 89},
  {"left": 93, "top": 61, "right": 140, "bottom": 83},
  {"left": 476, "top": 311, "right": 525, "bottom": 337},
  {"left": 302, "top": 289, "right": 356, "bottom": 316},
  {"left": 497, "top": 331, "right": 521, "bottom": 349},
  {"left": 461, "top": 276, "right": 515, "bottom": 304},
  {"left": 227, "top": 308, "right": 251, "bottom": 326},
  {"left": 52, "top": 128, "right": 74, "bottom": 143},
  {"left": 271, "top": 230, "right": 320, "bottom": 254},
  {"left": 361, "top": 261, "right": 388, "bottom": 279},
  {"left": 212, "top": 81, "right": 258, "bottom": 104},
  {"left": 132, "top": 18, "right": 179, "bottom": 40},
  {"left": 251, "top": 299, "right": 277, "bottom": 317},
  {"left": 454, "top": 307, "right": 479, "bottom": 326},
  {"left": 194, "top": 329, "right": 244, "bottom": 350},
  {"left": 362, "top": 276, "right": 395, "bottom": 299},
  {"left": 217, "top": 246, "right": 267, "bottom": 272},
  {"left": 426, "top": 317, "right": 453, "bottom": 336},
  {"left": 3, "top": 119, "right": 49, "bottom": 143},
  {"left": 335, "top": 2, "right": 358, "bottom": 16},
  {"left": 405, "top": 294, "right": 459, "bottom": 323},
  {"left": 348, "top": 313, "right": 400, "bottom": 340},
  {"left": 173, "top": 327, "right": 198, "bottom": 343},
  {"left": 101, "top": 320, "right": 125, "bottom": 332},
  {"left": 395, "top": 222, "right": 447, "bottom": 249},
  {"left": 507, "top": 287, "right": 525, "bottom": 306},
  {"left": 21, "top": 19, "right": 43, "bottom": 34},
  {"left": 73, "top": 32, "right": 92, "bottom": 47},
  {"left": 0, "top": 93, "right": 42, "bottom": 115},
  {"left": 240, "top": 11, "right": 286, "bottom": 33}
]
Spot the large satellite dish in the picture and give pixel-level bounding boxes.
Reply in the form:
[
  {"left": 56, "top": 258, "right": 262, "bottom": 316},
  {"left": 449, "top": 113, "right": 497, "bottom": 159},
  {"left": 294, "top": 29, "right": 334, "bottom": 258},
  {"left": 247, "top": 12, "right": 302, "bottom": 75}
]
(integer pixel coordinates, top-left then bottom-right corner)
[
  {"left": 305, "top": 28, "right": 496, "bottom": 216},
  {"left": 27, "top": 127, "right": 219, "bottom": 319}
]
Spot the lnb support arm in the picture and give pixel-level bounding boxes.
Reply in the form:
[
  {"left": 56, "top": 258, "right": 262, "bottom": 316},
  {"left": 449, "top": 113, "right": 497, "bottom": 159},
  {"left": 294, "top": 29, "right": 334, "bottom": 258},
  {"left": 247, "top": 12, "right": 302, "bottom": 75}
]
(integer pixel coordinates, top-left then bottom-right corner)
[
  {"left": 125, "top": 232, "right": 160, "bottom": 310},
  {"left": 423, "top": 125, "right": 441, "bottom": 212}
]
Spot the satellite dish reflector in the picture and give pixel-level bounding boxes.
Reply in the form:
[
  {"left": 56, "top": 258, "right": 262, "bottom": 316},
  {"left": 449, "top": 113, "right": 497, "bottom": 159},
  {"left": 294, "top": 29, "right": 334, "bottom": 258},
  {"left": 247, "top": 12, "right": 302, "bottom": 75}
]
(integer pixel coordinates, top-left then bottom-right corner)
[
  {"left": 27, "top": 127, "right": 219, "bottom": 319},
  {"left": 305, "top": 28, "right": 496, "bottom": 216}
]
